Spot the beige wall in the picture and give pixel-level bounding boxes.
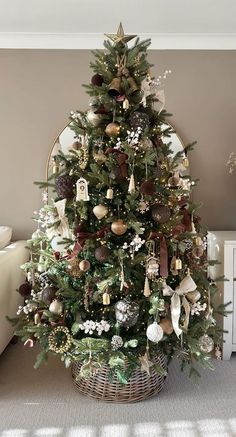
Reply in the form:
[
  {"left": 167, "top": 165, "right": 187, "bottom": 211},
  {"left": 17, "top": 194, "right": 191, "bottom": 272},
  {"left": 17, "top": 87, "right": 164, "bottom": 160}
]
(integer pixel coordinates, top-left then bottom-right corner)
[{"left": 0, "top": 50, "right": 236, "bottom": 240}]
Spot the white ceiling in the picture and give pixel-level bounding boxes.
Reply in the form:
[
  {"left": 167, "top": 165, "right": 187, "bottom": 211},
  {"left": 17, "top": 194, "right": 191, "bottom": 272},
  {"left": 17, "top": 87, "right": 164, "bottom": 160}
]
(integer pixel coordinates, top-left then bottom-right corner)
[{"left": 0, "top": 0, "right": 236, "bottom": 49}]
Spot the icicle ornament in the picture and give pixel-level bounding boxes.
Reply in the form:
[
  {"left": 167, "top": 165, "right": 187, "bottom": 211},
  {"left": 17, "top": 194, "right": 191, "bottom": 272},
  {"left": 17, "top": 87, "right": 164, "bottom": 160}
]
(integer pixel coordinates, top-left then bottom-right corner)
[
  {"left": 144, "top": 276, "right": 151, "bottom": 297},
  {"left": 128, "top": 174, "right": 135, "bottom": 193}
]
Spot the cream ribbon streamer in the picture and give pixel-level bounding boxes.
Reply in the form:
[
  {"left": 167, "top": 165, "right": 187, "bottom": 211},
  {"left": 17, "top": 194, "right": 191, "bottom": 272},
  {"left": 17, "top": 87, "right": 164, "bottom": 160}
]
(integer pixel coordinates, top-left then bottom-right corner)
[{"left": 163, "top": 274, "right": 197, "bottom": 337}]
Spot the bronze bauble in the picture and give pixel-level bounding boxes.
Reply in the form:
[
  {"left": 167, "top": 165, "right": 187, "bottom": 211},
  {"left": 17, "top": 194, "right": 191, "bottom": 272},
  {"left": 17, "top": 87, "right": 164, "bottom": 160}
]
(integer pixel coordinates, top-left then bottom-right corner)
[
  {"left": 105, "top": 122, "right": 120, "bottom": 137},
  {"left": 79, "top": 259, "right": 91, "bottom": 272},
  {"left": 111, "top": 219, "right": 128, "bottom": 236},
  {"left": 95, "top": 246, "right": 110, "bottom": 263},
  {"left": 140, "top": 180, "right": 155, "bottom": 196},
  {"left": 159, "top": 318, "right": 173, "bottom": 335},
  {"left": 151, "top": 204, "right": 171, "bottom": 224}
]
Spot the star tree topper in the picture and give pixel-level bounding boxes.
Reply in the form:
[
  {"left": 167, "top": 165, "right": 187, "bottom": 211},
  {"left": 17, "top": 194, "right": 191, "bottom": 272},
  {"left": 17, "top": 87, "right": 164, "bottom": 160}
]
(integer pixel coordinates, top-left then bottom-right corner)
[{"left": 105, "top": 23, "right": 137, "bottom": 45}]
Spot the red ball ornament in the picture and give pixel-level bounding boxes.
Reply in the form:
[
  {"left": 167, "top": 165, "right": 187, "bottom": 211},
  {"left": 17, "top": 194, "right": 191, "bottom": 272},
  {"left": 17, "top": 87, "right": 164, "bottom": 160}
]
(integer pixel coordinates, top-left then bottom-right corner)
[{"left": 91, "top": 74, "right": 104, "bottom": 86}]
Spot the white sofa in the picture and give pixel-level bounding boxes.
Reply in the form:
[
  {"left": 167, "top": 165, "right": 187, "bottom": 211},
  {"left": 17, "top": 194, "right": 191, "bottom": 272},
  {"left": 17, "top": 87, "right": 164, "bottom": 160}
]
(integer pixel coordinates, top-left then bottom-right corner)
[{"left": 0, "top": 240, "right": 29, "bottom": 354}]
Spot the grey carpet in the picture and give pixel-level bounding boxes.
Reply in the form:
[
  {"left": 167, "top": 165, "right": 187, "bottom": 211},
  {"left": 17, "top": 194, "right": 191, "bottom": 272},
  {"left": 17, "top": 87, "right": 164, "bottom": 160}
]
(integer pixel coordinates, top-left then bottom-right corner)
[{"left": 0, "top": 343, "right": 235, "bottom": 437}]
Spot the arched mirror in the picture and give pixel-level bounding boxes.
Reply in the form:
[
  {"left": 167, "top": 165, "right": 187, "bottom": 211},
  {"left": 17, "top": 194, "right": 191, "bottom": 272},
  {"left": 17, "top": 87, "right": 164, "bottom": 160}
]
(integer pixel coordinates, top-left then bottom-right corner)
[{"left": 46, "top": 121, "right": 187, "bottom": 201}]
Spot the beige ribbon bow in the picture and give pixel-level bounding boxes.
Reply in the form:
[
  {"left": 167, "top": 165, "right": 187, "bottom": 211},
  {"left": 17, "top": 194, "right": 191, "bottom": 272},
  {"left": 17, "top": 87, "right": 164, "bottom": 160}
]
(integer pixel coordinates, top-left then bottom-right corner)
[
  {"left": 163, "top": 274, "right": 197, "bottom": 337},
  {"left": 46, "top": 199, "right": 72, "bottom": 240},
  {"left": 55, "top": 199, "right": 72, "bottom": 239}
]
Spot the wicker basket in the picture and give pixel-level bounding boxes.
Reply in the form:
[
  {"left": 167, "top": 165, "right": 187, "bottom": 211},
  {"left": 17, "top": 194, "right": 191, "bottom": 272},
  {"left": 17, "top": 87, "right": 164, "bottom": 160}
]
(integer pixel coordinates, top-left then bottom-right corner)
[{"left": 71, "top": 352, "right": 167, "bottom": 403}]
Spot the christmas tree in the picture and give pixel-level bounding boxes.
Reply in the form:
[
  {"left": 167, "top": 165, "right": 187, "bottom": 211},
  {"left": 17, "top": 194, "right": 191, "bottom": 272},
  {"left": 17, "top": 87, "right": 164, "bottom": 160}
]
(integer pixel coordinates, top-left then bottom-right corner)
[{"left": 12, "top": 24, "right": 225, "bottom": 384}]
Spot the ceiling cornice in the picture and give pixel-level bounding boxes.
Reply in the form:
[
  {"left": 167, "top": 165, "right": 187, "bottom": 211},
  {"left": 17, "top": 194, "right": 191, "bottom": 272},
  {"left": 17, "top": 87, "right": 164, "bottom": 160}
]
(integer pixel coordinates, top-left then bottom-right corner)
[{"left": 0, "top": 32, "right": 236, "bottom": 50}]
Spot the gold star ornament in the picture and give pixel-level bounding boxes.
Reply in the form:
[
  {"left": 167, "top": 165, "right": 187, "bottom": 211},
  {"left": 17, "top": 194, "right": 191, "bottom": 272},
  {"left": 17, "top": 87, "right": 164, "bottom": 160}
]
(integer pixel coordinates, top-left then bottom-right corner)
[
  {"left": 139, "top": 351, "right": 154, "bottom": 375},
  {"left": 105, "top": 23, "right": 137, "bottom": 45}
]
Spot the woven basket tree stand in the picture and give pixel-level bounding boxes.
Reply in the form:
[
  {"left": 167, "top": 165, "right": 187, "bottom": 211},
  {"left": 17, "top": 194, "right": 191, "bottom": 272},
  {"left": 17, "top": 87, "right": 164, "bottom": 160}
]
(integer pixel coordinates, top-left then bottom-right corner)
[{"left": 71, "top": 351, "right": 167, "bottom": 403}]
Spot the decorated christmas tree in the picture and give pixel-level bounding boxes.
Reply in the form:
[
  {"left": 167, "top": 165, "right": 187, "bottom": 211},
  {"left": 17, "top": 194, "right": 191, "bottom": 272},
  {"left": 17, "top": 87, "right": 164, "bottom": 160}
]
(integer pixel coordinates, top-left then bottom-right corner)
[{"left": 12, "top": 24, "right": 225, "bottom": 392}]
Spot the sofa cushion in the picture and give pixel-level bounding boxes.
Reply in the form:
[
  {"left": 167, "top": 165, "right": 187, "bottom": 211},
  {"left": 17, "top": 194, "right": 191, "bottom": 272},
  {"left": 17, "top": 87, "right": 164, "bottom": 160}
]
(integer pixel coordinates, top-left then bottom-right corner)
[{"left": 0, "top": 226, "right": 12, "bottom": 250}]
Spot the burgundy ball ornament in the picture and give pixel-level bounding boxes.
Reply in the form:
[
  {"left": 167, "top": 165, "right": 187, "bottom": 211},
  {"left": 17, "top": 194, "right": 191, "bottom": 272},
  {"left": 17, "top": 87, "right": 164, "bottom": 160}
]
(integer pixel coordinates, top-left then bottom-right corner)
[
  {"left": 18, "top": 282, "right": 31, "bottom": 297},
  {"left": 95, "top": 246, "right": 110, "bottom": 263},
  {"left": 151, "top": 204, "right": 171, "bottom": 224},
  {"left": 91, "top": 73, "right": 104, "bottom": 86},
  {"left": 129, "top": 112, "right": 150, "bottom": 131},
  {"left": 140, "top": 180, "right": 155, "bottom": 196}
]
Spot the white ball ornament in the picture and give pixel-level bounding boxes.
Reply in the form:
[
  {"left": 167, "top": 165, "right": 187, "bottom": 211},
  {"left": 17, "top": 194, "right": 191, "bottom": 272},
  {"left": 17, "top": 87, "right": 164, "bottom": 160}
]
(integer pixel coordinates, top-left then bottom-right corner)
[
  {"left": 146, "top": 322, "right": 164, "bottom": 343},
  {"left": 86, "top": 110, "right": 102, "bottom": 127},
  {"left": 49, "top": 299, "right": 63, "bottom": 315},
  {"left": 50, "top": 236, "right": 67, "bottom": 252}
]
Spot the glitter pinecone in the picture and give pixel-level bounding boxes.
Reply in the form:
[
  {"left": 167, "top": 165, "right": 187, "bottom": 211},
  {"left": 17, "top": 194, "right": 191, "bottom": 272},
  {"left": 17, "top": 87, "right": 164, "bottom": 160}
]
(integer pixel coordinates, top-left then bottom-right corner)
[
  {"left": 111, "top": 335, "right": 123, "bottom": 350},
  {"left": 55, "top": 174, "right": 75, "bottom": 199}
]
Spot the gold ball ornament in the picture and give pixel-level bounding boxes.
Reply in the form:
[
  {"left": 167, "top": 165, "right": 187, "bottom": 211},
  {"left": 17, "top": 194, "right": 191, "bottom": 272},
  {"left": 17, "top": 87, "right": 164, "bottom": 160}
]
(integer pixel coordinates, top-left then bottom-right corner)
[
  {"left": 111, "top": 219, "right": 128, "bottom": 236},
  {"left": 186, "top": 290, "right": 201, "bottom": 303},
  {"left": 94, "top": 151, "right": 107, "bottom": 164},
  {"left": 159, "top": 318, "right": 173, "bottom": 335},
  {"left": 86, "top": 110, "right": 102, "bottom": 127},
  {"left": 105, "top": 122, "right": 120, "bottom": 137},
  {"left": 93, "top": 204, "right": 108, "bottom": 220},
  {"left": 79, "top": 259, "right": 91, "bottom": 272}
]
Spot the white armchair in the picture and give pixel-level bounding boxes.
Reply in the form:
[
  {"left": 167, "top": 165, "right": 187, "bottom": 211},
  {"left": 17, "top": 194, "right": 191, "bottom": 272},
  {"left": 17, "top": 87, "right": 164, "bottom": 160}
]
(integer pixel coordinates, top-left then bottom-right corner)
[{"left": 0, "top": 241, "right": 29, "bottom": 354}]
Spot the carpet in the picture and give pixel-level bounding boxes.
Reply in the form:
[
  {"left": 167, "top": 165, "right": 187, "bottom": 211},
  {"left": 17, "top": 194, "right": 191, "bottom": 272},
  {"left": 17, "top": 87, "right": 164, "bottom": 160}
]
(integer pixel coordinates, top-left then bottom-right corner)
[{"left": 0, "top": 342, "right": 235, "bottom": 437}]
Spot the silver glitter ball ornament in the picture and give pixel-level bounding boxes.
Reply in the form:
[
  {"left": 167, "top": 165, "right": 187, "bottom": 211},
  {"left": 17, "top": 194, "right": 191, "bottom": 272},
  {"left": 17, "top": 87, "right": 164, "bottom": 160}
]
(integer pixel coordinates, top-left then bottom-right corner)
[
  {"left": 198, "top": 334, "right": 214, "bottom": 353},
  {"left": 115, "top": 298, "right": 139, "bottom": 328}
]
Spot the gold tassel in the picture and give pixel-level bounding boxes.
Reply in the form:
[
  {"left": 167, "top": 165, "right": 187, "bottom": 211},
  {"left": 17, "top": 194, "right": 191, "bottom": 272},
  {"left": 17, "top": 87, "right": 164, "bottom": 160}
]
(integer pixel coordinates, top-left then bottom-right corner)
[
  {"left": 128, "top": 174, "right": 135, "bottom": 193},
  {"left": 144, "top": 276, "right": 151, "bottom": 297}
]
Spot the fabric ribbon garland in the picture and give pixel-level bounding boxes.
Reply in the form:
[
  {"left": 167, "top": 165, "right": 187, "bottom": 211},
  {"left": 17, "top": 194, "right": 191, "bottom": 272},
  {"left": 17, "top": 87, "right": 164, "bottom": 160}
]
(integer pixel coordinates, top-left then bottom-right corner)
[
  {"left": 148, "top": 231, "right": 168, "bottom": 278},
  {"left": 105, "top": 148, "right": 128, "bottom": 178},
  {"left": 163, "top": 274, "right": 197, "bottom": 337}
]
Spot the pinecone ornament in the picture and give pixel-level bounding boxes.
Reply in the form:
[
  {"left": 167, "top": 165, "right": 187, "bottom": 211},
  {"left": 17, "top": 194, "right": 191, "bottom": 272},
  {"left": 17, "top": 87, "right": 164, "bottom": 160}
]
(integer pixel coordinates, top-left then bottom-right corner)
[{"left": 55, "top": 175, "right": 75, "bottom": 199}]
